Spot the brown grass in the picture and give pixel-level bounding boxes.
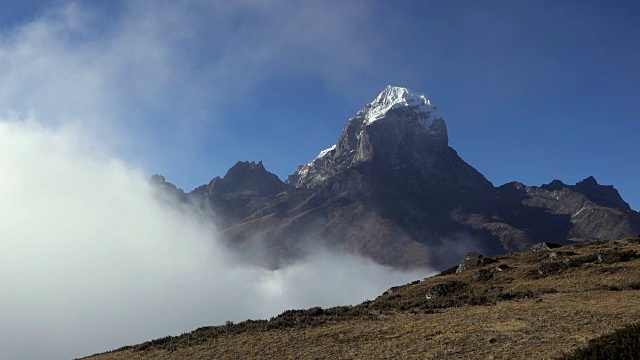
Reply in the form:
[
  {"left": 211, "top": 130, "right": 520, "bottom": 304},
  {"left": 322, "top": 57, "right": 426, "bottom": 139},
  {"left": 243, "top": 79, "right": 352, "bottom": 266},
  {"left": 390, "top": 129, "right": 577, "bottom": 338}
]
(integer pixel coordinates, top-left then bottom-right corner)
[{"left": 83, "top": 237, "right": 640, "bottom": 359}]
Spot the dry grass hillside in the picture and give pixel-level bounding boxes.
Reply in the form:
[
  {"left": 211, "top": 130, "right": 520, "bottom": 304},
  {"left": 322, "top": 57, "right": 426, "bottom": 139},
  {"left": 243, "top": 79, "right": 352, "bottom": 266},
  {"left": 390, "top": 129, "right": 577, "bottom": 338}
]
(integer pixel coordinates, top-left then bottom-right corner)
[{"left": 83, "top": 236, "right": 640, "bottom": 359}]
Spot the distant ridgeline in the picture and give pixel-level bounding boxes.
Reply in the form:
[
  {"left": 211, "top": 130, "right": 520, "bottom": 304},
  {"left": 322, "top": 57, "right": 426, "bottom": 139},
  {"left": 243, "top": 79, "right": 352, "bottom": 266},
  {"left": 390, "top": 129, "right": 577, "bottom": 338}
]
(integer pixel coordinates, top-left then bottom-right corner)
[{"left": 151, "top": 86, "right": 640, "bottom": 270}]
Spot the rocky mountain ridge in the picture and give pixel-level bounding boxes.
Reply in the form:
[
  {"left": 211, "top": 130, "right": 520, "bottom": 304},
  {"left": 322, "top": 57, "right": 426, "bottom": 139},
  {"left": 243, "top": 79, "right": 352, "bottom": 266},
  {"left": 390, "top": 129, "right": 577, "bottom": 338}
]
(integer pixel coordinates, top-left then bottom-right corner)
[
  {"left": 153, "top": 86, "right": 640, "bottom": 269},
  {"left": 287, "top": 85, "right": 480, "bottom": 190}
]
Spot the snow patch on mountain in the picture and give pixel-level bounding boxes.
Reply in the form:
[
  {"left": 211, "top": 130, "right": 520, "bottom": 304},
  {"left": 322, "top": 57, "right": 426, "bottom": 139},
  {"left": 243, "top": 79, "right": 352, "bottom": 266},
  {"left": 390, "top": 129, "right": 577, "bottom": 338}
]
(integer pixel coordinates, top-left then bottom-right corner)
[
  {"left": 363, "top": 85, "right": 439, "bottom": 129},
  {"left": 289, "top": 144, "right": 337, "bottom": 185},
  {"left": 316, "top": 144, "right": 337, "bottom": 159}
]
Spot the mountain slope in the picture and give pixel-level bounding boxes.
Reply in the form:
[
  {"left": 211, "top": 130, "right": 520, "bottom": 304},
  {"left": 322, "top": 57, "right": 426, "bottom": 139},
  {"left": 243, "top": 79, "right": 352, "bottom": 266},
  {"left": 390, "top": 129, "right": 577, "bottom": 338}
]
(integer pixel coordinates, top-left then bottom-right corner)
[
  {"left": 82, "top": 236, "right": 640, "bottom": 359},
  {"left": 458, "top": 178, "right": 640, "bottom": 252},
  {"left": 154, "top": 86, "right": 640, "bottom": 270}
]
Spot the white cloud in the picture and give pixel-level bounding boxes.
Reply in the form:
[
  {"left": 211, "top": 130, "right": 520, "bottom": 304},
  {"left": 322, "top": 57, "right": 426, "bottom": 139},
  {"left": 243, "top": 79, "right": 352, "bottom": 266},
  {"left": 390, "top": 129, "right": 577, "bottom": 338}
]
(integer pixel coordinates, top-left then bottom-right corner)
[
  {"left": 0, "top": 1, "right": 374, "bottom": 162},
  {"left": 0, "top": 0, "right": 382, "bottom": 204},
  {"left": 198, "top": 0, "right": 373, "bottom": 90},
  {"left": 0, "top": 6, "right": 420, "bottom": 358},
  {"left": 0, "top": 118, "right": 430, "bottom": 360}
]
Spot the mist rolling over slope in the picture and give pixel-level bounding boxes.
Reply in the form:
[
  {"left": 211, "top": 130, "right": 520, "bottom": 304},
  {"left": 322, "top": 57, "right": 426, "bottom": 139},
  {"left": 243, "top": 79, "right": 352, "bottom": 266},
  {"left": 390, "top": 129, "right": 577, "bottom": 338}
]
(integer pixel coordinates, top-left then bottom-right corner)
[
  {"left": 1, "top": 1, "right": 639, "bottom": 359},
  {"left": 172, "top": 86, "right": 639, "bottom": 271},
  {"left": 0, "top": 119, "right": 429, "bottom": 360}
]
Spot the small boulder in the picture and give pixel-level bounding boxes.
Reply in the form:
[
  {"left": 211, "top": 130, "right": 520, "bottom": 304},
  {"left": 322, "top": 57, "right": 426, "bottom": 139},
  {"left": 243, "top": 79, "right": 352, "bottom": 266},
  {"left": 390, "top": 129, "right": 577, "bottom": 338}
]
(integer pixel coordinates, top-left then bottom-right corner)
[
  {"left": 383, "top": 285, "right": 402, "bottom": 296},
  {"left": 537, "top": 262, "right": 565, "bottom": 275},
  {"left": 549, "top": 251, "right": 577, "bottom": 260},
  {"left": 531, "top": 242, "right": 562, "bottom": 252},
  {"left": 471, "top": 268, "right": 493, "bottom": 282},
  {"left": 495, "top": 264, "right": 510, "bottom": 272},
  {"left": 425, "top": 281, "right": 467, "bottom": 299},
  {"left": 456, "top": 251, "right": 493, "bottom": 274},
  {"left": 596, "top": 250, "right": 637, "bottom": 264}
]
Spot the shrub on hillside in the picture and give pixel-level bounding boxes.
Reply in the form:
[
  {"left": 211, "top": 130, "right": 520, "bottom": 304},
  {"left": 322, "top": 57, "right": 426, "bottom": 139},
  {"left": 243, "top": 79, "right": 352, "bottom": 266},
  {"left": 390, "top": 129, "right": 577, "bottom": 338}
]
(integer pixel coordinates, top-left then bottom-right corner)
[{"left": 561, "top": 322, "right": 640, "bottom": 360}]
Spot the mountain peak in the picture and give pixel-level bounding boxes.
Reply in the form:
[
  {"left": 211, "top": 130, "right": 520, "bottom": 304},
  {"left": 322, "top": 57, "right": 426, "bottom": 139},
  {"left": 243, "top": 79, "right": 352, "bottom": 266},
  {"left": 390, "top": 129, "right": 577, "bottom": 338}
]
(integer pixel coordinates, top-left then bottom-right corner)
[
  {"left": 207, "top": 161, "right": 286, "bottom": 195},
  {"left": 288, "top": 86, "right": 491, "bottom": 190},
  {"left": 577, "top": 176, "right": 599, "bottom": 186},
  {"left": 573, "top": 176, "right": 631, "bottom": 210},
  {"left": 148, "top": 174, "right": 186, "bottom": 200},
  {"left": 364, "top": 85, "right": 439, "bottom": 128},
  {"left": 226, "top": 160, "right": 267, "bottom": 175}
]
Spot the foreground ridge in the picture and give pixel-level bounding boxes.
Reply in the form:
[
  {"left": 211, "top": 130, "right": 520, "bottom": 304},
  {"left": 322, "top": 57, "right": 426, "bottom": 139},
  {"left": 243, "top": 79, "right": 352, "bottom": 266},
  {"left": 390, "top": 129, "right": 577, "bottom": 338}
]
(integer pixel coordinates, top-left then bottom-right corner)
[{"left": 83, "top": 236, "right": 640, "bottom": 359}]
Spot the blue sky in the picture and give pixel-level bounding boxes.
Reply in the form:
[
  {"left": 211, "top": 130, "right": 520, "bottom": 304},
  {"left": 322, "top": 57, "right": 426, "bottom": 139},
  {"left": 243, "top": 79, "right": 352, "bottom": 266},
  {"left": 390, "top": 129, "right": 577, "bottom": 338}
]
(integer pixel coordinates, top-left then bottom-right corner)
[
  {"left": 0, "top": 0, "right": 638, "bottom": 210},
  {"left": 0, "top": 2, "right": 639, "bottom": 358}
]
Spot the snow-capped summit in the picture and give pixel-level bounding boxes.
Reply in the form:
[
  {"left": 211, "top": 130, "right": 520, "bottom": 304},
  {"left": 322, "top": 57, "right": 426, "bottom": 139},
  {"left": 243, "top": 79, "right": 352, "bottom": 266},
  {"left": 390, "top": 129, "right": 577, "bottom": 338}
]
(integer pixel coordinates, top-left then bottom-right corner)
[
  {"left": 364, "top": 85, "right": 439, "bottom": 128},
  {"left": 289, "top": 86, "right": 444, "bottom": 188},
  {"left": 286, "top": 86, "right": 488, "bottom": 190}
]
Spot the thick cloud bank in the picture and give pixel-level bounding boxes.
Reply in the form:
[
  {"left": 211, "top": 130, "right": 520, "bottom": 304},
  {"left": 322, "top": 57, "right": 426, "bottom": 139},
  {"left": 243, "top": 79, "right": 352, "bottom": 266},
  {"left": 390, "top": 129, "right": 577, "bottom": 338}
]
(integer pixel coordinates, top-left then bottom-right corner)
[
  {"left": 0, "top": 1, "right": 375, "bottom": 186},
  {"left": 0, "top": 119, "right": 431, "bottom": 360}
]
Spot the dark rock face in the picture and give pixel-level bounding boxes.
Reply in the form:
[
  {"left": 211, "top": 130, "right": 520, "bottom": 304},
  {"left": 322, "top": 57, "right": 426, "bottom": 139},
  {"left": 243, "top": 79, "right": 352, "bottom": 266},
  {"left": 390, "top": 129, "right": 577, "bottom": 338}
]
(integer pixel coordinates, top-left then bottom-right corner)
[
  {"left": 573, "top": 176, "right": 631, "bottom": 210},
  {"left": 149, "top": 174, "right": 187, "bottom": 201},
  {"left": 288, "top": 86, "right": 490, "bottom": 191},
  {"left": 461, "top": 181, "right": 640, "bottom": 252},
  {"left": 189, "top": 161, "right": 297, "bottom": 228},
  {"left": 541, "top": 176, "right": 631, "bottom": 210},
  {"left": 206, "top": 161, "right": 287, "bottom": 196},
  {"left": 157, "top": 86, "right": 640, "bottom": 270}
]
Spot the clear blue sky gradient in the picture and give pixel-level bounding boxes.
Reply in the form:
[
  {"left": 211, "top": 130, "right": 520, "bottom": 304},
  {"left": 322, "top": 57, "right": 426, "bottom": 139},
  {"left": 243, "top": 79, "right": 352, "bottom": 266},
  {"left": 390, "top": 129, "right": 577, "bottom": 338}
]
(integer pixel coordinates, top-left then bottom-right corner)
[{"left": 1, "top": 1, "right": 638, "bottom": 210}]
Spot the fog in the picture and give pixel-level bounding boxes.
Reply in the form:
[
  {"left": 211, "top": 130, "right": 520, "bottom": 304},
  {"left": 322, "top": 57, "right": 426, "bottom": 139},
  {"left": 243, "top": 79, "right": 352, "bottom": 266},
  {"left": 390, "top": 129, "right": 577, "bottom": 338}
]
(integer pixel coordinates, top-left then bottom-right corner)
[
  {"left": 0, "top": 1, "right": 376, "bottom": 184},
  {"left": 0, "top": 4, "right": 432, "bottom": 359},
  {"left": 0, "top": 118, "right": 431, "bottom": 360}
]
